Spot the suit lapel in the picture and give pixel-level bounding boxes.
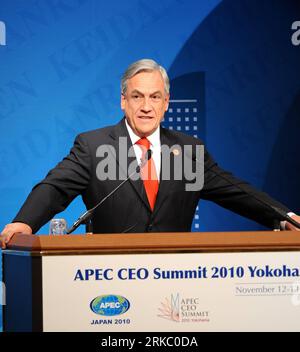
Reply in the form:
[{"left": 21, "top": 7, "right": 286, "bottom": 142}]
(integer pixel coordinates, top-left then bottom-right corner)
[
  {"left": 109, "top": 118, "right": 151, "bottom": 211},
  {"left": 108, "top": 120, "right": 180, "bottom": 216}
]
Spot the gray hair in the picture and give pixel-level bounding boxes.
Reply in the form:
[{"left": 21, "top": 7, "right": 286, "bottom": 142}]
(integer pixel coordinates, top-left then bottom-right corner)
[{"left": 121, "top": 59, "right": 170, "bottom": 95}]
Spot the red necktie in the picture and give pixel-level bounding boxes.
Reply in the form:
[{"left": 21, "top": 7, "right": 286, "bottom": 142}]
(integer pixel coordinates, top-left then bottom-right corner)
[{"left": 136, "top": 138, "right": 159, "bottom": 211}]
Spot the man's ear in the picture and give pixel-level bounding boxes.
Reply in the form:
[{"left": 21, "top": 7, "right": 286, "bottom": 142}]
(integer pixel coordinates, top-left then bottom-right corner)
[
  {"left": 121, "top": 94, "right": 125, "bottom": 110},
  {"left": 164, "top": 94, "right": 170, "bottom": 111}
]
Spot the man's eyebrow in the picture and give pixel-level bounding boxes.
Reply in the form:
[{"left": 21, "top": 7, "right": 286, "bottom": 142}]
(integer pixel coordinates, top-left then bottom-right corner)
[
  {"left": 130, "top": 89, "right": 144, "bottom": 95},
  {"left": 150, "top": 91, "right": 163, "bottom": 96},
  {"left": 129, "top": 89, "right": 163, "bottom": 96}
]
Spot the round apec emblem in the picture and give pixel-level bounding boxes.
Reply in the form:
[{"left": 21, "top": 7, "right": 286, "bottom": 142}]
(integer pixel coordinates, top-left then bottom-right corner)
[{"left": 90, "top": 294, "right": 130, "bottom": 316}]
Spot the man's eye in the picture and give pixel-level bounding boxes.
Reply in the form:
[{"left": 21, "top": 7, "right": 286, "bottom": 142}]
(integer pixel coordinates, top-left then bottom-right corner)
[{"left": 152, "top": 95, "right": 161, "bottom": 100}]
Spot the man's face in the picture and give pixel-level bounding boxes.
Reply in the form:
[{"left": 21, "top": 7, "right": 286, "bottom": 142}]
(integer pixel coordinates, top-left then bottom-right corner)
[{"left": 121, "top": 70, "right": 170, "bottom": 137}]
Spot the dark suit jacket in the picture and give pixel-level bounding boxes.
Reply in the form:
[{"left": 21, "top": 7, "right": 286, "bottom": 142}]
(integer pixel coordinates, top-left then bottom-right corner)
[{"left": 13, "top": 118, "right": 290, "bottom": 233}]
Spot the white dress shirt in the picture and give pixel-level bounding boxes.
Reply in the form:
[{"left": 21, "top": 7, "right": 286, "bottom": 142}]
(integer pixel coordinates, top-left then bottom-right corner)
[{"left": 125, "top": 119, "right": 161, "bottom": 181}]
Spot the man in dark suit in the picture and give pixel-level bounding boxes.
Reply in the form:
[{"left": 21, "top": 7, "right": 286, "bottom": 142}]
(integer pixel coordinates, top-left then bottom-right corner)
[{"left": 1, "top": 59, "right": 299, "bottom": 248}]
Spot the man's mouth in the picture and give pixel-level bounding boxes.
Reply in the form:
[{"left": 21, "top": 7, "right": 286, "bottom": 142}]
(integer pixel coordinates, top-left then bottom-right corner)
[{"left": 138, "top": 116, "right": 154, "bottom": 120}]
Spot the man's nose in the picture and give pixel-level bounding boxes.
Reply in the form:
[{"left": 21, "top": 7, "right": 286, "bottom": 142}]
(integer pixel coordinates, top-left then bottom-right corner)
[{"left": 140, "top": 97, "right": 152, "bottom": 112}]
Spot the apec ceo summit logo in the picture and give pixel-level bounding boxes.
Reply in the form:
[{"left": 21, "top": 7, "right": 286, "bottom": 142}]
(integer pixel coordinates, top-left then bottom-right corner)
[{"left": 0, "top": 21, "right": 6, "bottom": 46}]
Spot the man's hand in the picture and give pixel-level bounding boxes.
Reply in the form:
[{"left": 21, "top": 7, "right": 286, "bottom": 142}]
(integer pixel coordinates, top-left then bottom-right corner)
[
  {"left": 0, "top": 223, "right": 32, "bottom": 249},
  {"left": 285, "top": 214, "right": 300, "bottom": 231}
]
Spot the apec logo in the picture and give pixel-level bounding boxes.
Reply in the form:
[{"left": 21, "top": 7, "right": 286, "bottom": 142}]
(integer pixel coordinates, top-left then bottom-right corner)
[
  {"left": 90, "top": 294, "right": 130, "bottom": 316},
  {"left": 0, "top": 21, "right": 6, "bottom": 46}
]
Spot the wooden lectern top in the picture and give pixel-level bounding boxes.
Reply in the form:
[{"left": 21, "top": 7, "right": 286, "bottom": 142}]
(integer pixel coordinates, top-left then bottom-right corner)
[{"left": 5, "top": 231, "right": 300, "bottom": 255}]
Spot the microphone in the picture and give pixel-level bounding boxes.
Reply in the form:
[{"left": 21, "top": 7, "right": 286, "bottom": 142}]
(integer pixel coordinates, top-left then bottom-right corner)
[
  {"left": 186, "top": 150, "right": 300, "bottom": 230},
  {"left": 66, "top": 149, "right": 152, "bottom": 234}
]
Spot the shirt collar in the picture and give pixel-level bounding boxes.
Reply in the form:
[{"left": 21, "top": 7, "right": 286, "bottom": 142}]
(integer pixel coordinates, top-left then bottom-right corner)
[{"left": 125, "top": 118, "right": 161, "bottom": 148}]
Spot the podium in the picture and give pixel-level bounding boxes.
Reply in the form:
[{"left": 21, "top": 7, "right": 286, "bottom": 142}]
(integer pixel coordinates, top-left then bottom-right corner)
[{"left": 2, "top": 231, "right": 300, "bottom": 332}]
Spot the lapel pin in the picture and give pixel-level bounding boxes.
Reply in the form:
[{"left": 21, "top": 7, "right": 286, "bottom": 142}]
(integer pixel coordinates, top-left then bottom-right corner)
[{"left": 172, "top": 148, "right": 180, "bottom": 156}]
